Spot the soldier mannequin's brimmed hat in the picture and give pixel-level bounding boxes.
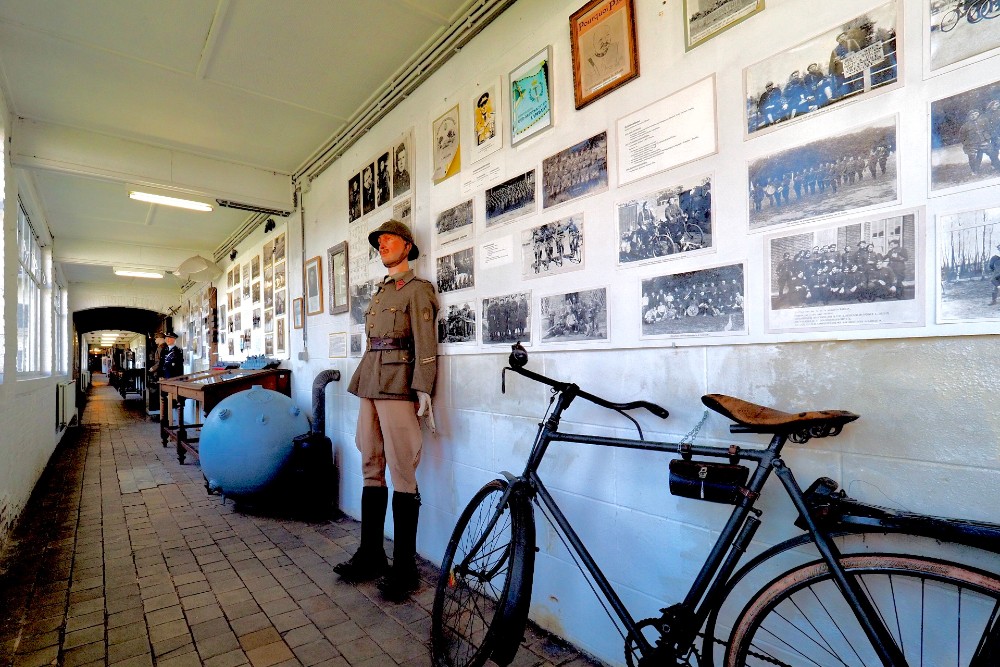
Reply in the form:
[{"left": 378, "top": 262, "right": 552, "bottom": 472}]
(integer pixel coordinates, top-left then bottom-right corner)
[
  {"left": 368, "top": 219, "right": 419, "bottom": 260},
  {"left": 164, "top": 331, "right": 179, "bottom": 339}
]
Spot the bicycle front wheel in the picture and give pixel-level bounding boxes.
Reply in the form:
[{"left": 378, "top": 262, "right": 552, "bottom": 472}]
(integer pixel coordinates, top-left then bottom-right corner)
[
  {"left": 725, "top": 554, "right": 1000, "bottom": 666},
  {"left": 431, "top": 479, "right": 535, "bottom": 667},
  {"left": 940, "top": 8, "right": 961, "bottom": 31}
]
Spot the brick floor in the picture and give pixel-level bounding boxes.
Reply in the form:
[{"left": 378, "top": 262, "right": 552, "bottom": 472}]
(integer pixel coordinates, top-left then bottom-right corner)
[{"left": 0, "top": 377, "right": 601, "bottom": 666}]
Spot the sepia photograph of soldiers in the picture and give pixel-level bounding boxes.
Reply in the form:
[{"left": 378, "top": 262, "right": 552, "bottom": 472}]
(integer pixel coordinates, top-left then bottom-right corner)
[
  {"left": 521, "top": 215, "right": 585, "bottom": 280},
  {"left": 931, "top": 79, "right": 1000, "bottom": 191},
  {"left": 768, "top": 214, "right": 917, "bottom": 310},
  {"left": 542, "top": 131, "right": 609, "bottom": 209},
  {"left": 640, "top": 263, "right": 746, "bottom": 337},
  {"left": 745, "top": 3, "right": 898, "bottom": 135},
  {"left": 435, "top": 199, "right": 474, "bottom": 246},
  {"left": 937, "top": 207, "right": 1000, "bottom": 322},
  {"left": 437, "top": 301, "right": 477, "bottom": 344},
  {"left": 436, "top": 247, "right": 475, "bottom": 294},
  {"left": 617, "top": 177, "right": 712, "bottom": 264},
  {"left": 685, "top": 0, "right": 763, "bottom": 50},
  {"left": 486, "top": 169, "right": 537, "bottom": 228},
  {"left": 540, "top": 288, "right": 608, "bottom": 343},
  {"left": 748, "top": 117, "right": 897, "bottom": 231},
  {"left": 481, "top": 292, "right": 531, "bottom": 344},
  {"left": 928, "top": 0, "right": 1000, "bottom": 73}
]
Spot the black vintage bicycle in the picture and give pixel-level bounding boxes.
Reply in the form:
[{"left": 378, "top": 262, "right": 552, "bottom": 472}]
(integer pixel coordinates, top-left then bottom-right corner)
[{"left": 431, "top": 343, "right": 1000, "bottom": 667}]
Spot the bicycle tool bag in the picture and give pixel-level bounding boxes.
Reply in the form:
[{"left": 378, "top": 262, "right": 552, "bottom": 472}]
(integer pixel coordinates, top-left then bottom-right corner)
[{"left": 669, "top": 459, "right": 750, "bottom": 504}]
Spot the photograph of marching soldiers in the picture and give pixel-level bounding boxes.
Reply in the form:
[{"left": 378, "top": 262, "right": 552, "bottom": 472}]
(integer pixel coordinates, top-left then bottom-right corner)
[
  {"left": 540, "top": 287, "right": 608, "bottom": 343},
  {"left": 640, "top": 263, "right": 746, "bottom": 337},
  {"left": 617, "top": 176, "right": 713, "bottom": 265},
  {"left": 437, "top": 301, "right": 478, "bottom": 344},
  {"left": 745, "top": 2, "right": 898, "bottom": 135},
  {"left": 349, "top": 278, "right": 377, "bottom": 327},
  {"left": 748, "top": 117, "right": 897, "bottom": 231},
  {"left": 768, "top": 213, "right": 917, "bottom": 311},
  {"left": 930, "top": 79, "right": 1000, "bottom": 192},
  {"left": 436, "top": 247, "right": 475, "bottom": 294},
  {"left": 928, "top": 0, "right": 1000, "bottom": 73},
  {"left": 485, "top": 169, "right": 537, "bottom": 228},
  {"left": 685, "top": 0, "right": 764, "bottom": 50},
  {"left": 542, "top": 131, "right": 609, "bottom": 209},
  {"left": 521, "top": 215, "right": 585, "bottom": 279},
  {"left": 937, "top": 207, "right": 1000, "bottom": 322},
  {"left": 481, "top": 291, "right": 531, "bottom": 344},
  {"left": 435, "top": 199, "right": 474, "bottom": 247}
]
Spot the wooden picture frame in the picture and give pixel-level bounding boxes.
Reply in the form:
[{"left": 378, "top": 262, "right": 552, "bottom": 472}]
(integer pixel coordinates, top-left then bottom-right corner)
[
  {"left": 304, "top": 256, "right": 323, "bottom": 316},
  {"left": 327, "top": 242, "right": 349, "bottom": 315},
  {"left": 509, "top": 46, "right": 554, "bottom": 146},
  {"left": 292, "top": 297, "right": 304, "bottom": 329},
  {"left": 570, "top": 0, "right": 639, "bottom": 109}
]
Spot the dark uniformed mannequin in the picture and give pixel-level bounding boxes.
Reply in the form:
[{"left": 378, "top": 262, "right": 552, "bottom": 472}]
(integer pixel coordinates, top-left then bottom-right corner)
[
  {"left": 149, "top": 332, "right": 167, "bottom": 380},
  {"left": 336, "top": 219, "right": 438, "bottom": 601},
  {"left": 161, "top": 331, "right": 184, "bottom": 379}
]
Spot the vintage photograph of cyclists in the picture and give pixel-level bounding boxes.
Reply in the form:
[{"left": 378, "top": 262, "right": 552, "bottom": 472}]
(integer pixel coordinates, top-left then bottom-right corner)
[
  {"left": 744, "top": 1, "right": 899, "bottom": 136},
  {"left": 485, "top": 169, "right": 537, "bottom": 228},
  {"left": 435, "top": 199, "right": 474, "bottom": 248},
  {"left": 765, "top": 209, "right": 923, "bottom": 333},
  {"left": 930, "top": 78, "right": 1000, "bottom": 193},
  {"left": 436, "top": 246, "right": 475, "bottom": 294},
  {"left": 540, "top": 287, "right": 608, "bottom": 343},
  {"left": 936, "top": 206, "right": 1000, "bottom": 322},
  {"left": 616, "top": 175, "right": 713, "bottom": 265},
  {"left": 927, "top": 0, "right": 1000, "bottom": 75},
  {"left": 542, "top": 131, "right": 608, "bottom": 209},
  {"left": 748, "top": 116, "right": 898, "bottom": 232},
  {"left": 481, "top": 292, "right": 531, "bottom": 345},
  {"left": 639, "top": 262, "right": 746, "bottom": 338},
  {"left": 684, "top": 0, "right": 764, "bottom": 51},
  {"left": 437, "top": 301, "right": 477, "bottom": 344},
  {"left": 520, "top": 214, "right": 585, "bottom": 280}
]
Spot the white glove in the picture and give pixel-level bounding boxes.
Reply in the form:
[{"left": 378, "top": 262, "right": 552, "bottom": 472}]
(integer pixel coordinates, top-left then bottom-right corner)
[{"left": 416, "top": 391, "right": 436, "bottom": 433}]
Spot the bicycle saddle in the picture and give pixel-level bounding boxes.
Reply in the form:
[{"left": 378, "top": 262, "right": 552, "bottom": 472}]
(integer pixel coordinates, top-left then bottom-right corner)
[{"left": 702, "top": 393, "right": 859, "bottom": 437}]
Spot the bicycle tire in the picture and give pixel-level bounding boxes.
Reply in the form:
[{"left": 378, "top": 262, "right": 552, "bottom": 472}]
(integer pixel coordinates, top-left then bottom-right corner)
[
  {"left": 968, "top": 1, "right": 984, "bottom": 22},
  {"left": 725, "top": 554, "right": 1000, "bottom": 667},
  {"left": 982, "top": 0, "right": 1000, "bottom": 19},
  {"left": 431, "top": 479, "right": 535, "bottom": 667},
  {"left": 940, "top": 8, "right": 961, "bottom": 31},
  {"left": 657, "top": 235, "right": 678, "bottom": 257},
  {"left": 680, "top": 223, "right": 705, "bottom": 251}
]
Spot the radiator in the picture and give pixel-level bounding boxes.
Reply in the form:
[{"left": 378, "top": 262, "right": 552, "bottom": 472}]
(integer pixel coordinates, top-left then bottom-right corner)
[{"left": 56, "top": 380, "right": 77, "bottom": 430}]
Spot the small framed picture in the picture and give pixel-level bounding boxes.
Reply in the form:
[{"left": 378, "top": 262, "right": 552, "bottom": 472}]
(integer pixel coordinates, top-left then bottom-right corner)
[
  {"left": 327, "top": 241, "right": 349, "bottom": 315},
  {"left": 292, "top": 298, "right": 304, "bottom": 329},
  {"left": 570, "top": 0, "right": 639, "bottom": 109},
  {"left": 509, "top": 46, "right": 554, "bottom": 146},
  {"left": 684, "top": 0, "right": 764, "bottom": 51},
  {"left": 304, "top": 256, "right": 323, "bottom": 316}
]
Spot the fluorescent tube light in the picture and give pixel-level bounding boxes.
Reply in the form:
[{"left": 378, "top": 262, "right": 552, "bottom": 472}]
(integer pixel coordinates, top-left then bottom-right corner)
[
  {"left": 114, "top": 267, "right": 164, "bottom": 279},
  {"left": 129, "top": 190, "right": 213, "bottom": 212}
]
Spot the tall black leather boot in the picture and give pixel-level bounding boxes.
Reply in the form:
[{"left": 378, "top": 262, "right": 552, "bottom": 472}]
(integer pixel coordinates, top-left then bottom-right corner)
[
  {"left": 333, "top": 486, "right": 388, "bottom": 582},
  {"left": 378, "top": 491, "right": 420, "bottom": 601}
]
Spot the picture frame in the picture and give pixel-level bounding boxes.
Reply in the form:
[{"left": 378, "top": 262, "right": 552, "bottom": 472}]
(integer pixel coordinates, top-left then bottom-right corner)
[
  {"left": 684, "top": 0, "right": 764, "bottom": 51},
  {"left": 432, "top": 105, "right": 461, "bottom": 184},
  {"left": 292, "top": 298, "right": 304, "bottom": 329},
  {"left": 929, "top": 78, "right": 1000, "bottom": 195},
  {"left": 924, "top": 0, "right": 1000, "bottom": 78},
  {"left": 936, "top": 205, "right": 1000, "bottom": 323},
  {"left": 542, "top": 131, "right": 608, "bottom": 209},
  {"left": 327, "top": 241, "right": 349, "bottom": 315},
  {"left": 509, "top": 46, "right": 553, "bottom": 146},
  {"left": 304, "top": 256, "right": 323, "bottom": 316},
  {"left": 640, "top": 262, "right": 747, "bottom": 339},
  {"left": 570, "top": 0, "right": 640, "bottom": 109}
]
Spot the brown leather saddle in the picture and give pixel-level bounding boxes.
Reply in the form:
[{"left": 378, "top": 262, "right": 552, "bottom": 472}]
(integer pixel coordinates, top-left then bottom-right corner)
[{"left": 702, "top": 393, "right": 858, "bottom": 439}]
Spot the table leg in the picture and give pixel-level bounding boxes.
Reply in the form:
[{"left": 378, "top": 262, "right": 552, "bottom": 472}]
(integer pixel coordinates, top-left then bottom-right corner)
[
  {"left": 160, "top": 391, "right": 169, "bottom": 447},
  {"left": 177, "top": 396, "right": 187, "bottom": 464}
]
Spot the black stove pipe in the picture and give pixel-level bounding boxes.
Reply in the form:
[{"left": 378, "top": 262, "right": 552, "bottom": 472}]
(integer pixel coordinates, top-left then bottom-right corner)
[{"left": 311, "top": 369, "right": 341, "bottom": 434}]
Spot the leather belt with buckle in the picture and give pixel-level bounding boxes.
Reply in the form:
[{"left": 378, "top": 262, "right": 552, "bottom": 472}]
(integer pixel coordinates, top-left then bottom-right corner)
[{"left": 369, "top": 336, "right": 411, "bottom": 351}]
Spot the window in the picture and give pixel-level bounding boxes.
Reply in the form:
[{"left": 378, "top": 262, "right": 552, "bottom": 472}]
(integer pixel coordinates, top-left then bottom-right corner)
[
  {"left": 17, "top": 201, "right": 43, "bottom": 373},
  {"left": 53, "top": 281, "right": 67, "bottom": 374}
]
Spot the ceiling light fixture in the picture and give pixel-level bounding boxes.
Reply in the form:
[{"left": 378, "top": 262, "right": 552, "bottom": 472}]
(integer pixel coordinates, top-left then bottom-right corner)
[
  {"left": 114, "top": 267, "right": 164, "bottom": 279},
  {"left": 129, "top": 190, "right": 213, "bottom": 212}
]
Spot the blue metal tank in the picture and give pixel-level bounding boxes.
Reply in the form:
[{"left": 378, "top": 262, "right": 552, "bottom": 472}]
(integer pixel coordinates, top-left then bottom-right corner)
[{"left": 199, "top": 385, "right": 308, "bottom": 496}]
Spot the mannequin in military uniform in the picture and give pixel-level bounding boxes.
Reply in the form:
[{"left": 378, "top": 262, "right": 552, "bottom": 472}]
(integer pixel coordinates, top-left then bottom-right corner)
[
  {"left": 336, "top": 219, "right": 438, "bottom": 601},
  {"left": 161, "top": 331, "right": 184, "bottom": 379}
]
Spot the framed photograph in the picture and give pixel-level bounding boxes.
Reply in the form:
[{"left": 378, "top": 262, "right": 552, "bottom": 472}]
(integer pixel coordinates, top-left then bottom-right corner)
[
  {"left": 393, "top": 198, "right": 413, "bottom": 227},
  {"left": 251, "top": 255, "right": 260, "bottom": 280},
  {"left": 570, "top": 0, "right": 639, "bottom": 109},
  {"left": 392, "top": 135, "right": 412, "bottom": 197},
  {"left": 292, "top": 297, "right": 304, "bottom": 329},
  {"left": 252, "top": 281, "right": 260, "bottom": 304},
  {"left": 542, "top": 131, "right": 608, "bottom": 209},
  {"left": 509, "top": 46, "right": 553, "bottom": 146},
  {"left": 350, "top": 278, "right": 378, "bottom": 327},
  {"left": 745, "top": 1, "right": 899, "bottom": 137},
  {"left": 376, "top": 151, "right": 391, "bottom": 207},
  {"left": 350, "top": 333, "right": 364, "bottom": 357},
  {"left": 304, "top": 256, "right": 323, "bottom": 316},
  {"left": 242, "top": 264, "right": 251, "bottom": 298},
  {"left": 362, "top": 162, "right": 376, "bottom": 214},
  {"left": 522, "top": 215, "right": 586, "bottom": 279},
  {"left": 265, "top": 309, "right": 273, "bottom": 333},
  {"left": 275, "top": 289, "right": 286, "bottom": 317},
  {"left": 348, "top": 172, "right": 362, "bottom": 222},
  {"left": 540, "top": 286, "right": 608, "bottom": 343},
  {"left": 930, "top": 79, "right": 1000, "bottom": 194},
  {"left": 640, "top": 262, "right": 747, "bottom": 339},
  {"left": 252, "top": 307, "right": 261, "bottom": 330},
  {"left": 482, "top": 291, "right": 531, "bottom": 345},
  {"left": 264, "top": 239, "right": 275, "bottom": 267},
  {"left": 264, "top": 334, "right": 274, "bottom": 356},
  {"left": 274, "top": 233, "right": 286, "bottom": 263},
  {"left": 926, "top": 0, "right": 1000, "bottom": 77},
  {"left": 471, "top": 81, "right": 502, "bottom": 162},
  {"left": 436, "top": 246, "right": 475, "bottom": 294},
  {"left": 276, "top": 319, "right": 286, "bottom": 354},
  {"left": 432, "top": 105, "right": 461, "bottom": 184},
  {"left": 937, "top": 206, "right": 1000, "bottom": 323},
  {"left": 617, "top": 175, "right": 713, "bottom": 265},
  {"left": 485, "top": 169, "right": 537, "bottom": 228},
  {"left": 263, "top": 265, "right": 274, "bottom": 309},
  {"left": 685, "top": 0, "right": 764, "bottom": 51},
  {"left": 765, "top": 209, "right": 923, "bottom": 334},
  {"left": 328, "top": 241, "right": 349, "bottom": 315},
  {"left": 438, "top": 300, "right": 478, "bottom": 344},
  {"left": 749, "top": 116, "right": 898, "bottom": 232},
  {"left": 435, "top": 199, "right": 474, "bottom": 248}
]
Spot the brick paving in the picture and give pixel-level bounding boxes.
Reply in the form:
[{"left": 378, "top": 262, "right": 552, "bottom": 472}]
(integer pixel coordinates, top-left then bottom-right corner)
[{"left": 0, "top": 378, "right": 601, "bottom": 667}]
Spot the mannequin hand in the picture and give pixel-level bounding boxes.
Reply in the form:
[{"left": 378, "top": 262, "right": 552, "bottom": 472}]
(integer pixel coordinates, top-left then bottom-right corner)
[{"left": 416, "top": 391, "right": 436, "bottom": 433}]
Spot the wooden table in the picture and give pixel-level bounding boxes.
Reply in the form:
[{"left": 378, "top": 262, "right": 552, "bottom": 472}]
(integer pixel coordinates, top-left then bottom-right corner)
[{"left": 159, "top": 368, "right": 292, "bottom": 464}]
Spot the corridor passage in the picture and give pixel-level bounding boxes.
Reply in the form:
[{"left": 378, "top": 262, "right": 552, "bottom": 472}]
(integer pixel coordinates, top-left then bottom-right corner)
[{"left": 0, "top": 379, "right": 590, "bottom": 667}]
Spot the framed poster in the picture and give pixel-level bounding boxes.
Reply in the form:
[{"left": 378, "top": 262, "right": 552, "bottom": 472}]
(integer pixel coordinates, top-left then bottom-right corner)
[
  {"left": 433, "top": 105, "right": 461, "bottom": 184},
  {"left": 305, "top": 256, "right": 323, "bottom": 316},
  {"left": 684, "top": 0, "right": 764, "bottom": 51},
  {"left": 570, "top": 0, "right": 639, "bottom": 109},
  {"left": 292, "top": 298, "right": 304, "bottom": 329},
  {"left": 510, "top": 46, "right": 553, "bottom": 146},
  {"left": 471, "top": 81, "right": 502, "bottom": 162},
  {"left": 328, "top": 241, "right": 349, "bottom": 315}
]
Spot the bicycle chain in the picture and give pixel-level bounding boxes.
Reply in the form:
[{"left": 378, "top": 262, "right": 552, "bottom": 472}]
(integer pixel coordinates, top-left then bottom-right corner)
[{"left": 700, "top": 633, "right": 790, "bottom": 667}]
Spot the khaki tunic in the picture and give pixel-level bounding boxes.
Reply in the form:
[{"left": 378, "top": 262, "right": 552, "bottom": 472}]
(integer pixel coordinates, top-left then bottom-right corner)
[{"left": 348, "top": 270, "right": 439, "bottom": 400}]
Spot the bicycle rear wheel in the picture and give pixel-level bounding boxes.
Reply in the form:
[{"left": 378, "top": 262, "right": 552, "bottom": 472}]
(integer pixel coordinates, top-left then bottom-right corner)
[
  {"left": 432, "top": 479, "right": 535, "bottom": 667},
  {"left": 725, "top": 554, "right": 1000, "bottom": 666}
]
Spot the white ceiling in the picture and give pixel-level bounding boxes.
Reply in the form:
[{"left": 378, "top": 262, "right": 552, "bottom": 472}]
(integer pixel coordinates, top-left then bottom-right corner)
[{"left": 0, "top": 0, "right": 510, "bottom": 290}]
